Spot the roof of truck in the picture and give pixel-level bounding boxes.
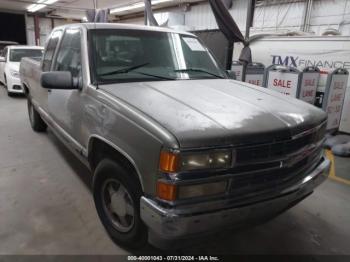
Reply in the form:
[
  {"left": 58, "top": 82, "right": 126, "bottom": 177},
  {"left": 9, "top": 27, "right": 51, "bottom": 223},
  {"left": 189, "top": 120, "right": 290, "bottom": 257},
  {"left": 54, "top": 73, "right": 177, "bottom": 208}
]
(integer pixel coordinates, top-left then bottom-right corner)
[{"left": 56, "top": 23, "right": 195, "bottom": 36}]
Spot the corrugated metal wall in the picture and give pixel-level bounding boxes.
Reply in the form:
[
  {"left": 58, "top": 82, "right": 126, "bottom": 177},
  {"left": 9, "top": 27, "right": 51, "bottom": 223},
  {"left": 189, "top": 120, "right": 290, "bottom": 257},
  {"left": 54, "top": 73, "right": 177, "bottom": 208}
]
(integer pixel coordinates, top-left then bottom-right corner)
[
  {"left": 119, "top": 0, "right": 350, "bottom": 36},
  {"left": 26, "top": 16, "right": 72, "bottom": 46},
  {"left": 310, "top": 0, "right": 350, "bottom": 35},
  {"left": 25, "top": 0, "right": 350, "bottom": 44},
  {"left": 253, "top": 0, "right": 305, "bottom": 32},
  {"left": 185, "top": 0, "right": 248, "bottom": 30}
]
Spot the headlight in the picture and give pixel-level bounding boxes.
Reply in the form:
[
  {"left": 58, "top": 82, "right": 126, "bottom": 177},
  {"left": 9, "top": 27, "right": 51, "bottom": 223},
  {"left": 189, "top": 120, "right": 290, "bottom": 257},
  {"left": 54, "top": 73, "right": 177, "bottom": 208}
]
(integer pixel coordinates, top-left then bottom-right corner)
[
  {"left": 10, "top": 69, "right": 19, "bottom": 78},
  {"left": 159, "top": 149, "right": 235, "bottom": 172}
]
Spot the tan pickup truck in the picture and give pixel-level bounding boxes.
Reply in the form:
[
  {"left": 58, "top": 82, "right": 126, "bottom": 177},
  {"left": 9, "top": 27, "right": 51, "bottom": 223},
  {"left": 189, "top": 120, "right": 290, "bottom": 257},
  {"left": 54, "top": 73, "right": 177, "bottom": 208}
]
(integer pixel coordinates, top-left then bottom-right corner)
[{"left": 20, "top": 23, "right": 330, "bottom": 249}]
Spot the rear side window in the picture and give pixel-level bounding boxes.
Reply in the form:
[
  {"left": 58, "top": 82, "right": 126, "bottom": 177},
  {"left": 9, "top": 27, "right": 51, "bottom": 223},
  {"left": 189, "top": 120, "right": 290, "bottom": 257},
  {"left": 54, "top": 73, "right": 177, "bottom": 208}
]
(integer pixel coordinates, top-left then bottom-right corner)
[
  {"left": 42, "top": 30, "right": 62, "bottom": 71},
  {"left": 53, "top": 28, "right": 82, "bottom": 78}
]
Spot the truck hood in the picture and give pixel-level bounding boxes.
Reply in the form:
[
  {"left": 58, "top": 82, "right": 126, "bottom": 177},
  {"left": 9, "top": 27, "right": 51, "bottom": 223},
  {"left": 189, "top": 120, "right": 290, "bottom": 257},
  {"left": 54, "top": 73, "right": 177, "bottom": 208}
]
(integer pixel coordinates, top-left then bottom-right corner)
[{"left": 100, "top": 79, "right": 327, "bottom": 148}]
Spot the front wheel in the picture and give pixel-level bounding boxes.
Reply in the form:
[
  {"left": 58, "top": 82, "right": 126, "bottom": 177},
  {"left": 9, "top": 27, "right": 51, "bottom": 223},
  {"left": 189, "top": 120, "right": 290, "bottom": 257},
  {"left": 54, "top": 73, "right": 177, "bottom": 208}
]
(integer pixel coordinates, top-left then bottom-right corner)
[
  {"left": 27, "top": 97, "right": 47, "bottom": 132},
  {"left": 4, "top": 75, "right": 12, "bottom": 96},
  {"left": 93, "top": 159, "right": 147, "bottom": 249},
  {"left": 3, "top": 74, "right": 7, "bottom": 88}
]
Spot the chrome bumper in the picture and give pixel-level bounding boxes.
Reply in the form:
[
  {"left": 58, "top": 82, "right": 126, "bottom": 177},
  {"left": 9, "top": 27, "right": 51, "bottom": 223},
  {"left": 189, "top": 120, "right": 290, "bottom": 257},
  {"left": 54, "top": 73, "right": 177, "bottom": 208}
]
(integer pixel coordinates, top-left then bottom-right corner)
[{"left": 140, "top": 157, "right": 330, "bottom": 248}]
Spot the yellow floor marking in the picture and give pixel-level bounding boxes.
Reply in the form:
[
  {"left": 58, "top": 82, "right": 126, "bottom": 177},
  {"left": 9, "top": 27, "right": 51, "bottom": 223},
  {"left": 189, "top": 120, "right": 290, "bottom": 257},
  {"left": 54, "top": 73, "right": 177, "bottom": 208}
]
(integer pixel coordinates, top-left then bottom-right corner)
[
  {"left": 325, "top": 149, "right": 350, "bottom": 186},
  {"left": 329, "top": 175, "right": 350, "bottom": 186},
  {"left": 325, "top": 149, "right": 336, "bottom": 177}
]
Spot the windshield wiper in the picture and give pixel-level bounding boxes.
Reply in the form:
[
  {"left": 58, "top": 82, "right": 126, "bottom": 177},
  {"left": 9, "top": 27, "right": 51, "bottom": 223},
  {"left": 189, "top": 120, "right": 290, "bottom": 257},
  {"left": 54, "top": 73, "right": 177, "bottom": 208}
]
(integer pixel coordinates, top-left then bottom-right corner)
[
  {"left": 174, "top": 68, "right": 225, "bottom": 79},
  {"left": 98, "top": 63, "right": 175, "bottom": 80},
  {"left": 99, "top": 62, "right": 149, "bottom": 76}
]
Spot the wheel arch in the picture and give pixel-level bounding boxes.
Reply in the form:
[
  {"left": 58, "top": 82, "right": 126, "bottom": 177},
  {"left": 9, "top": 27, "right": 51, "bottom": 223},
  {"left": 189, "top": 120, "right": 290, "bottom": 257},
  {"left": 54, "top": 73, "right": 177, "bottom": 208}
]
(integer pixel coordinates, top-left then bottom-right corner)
[
  {"left": 87, "top": 135, "right": 144, "bottom": 191},
  {"left": 22, "top": 82, "right": 30, "bottom": 96}
]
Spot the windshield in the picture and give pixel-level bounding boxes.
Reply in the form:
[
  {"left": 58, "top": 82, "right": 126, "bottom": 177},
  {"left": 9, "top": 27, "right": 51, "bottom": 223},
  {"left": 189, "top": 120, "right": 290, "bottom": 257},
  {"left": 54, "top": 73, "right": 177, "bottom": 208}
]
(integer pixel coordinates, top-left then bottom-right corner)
[
  {"left": 90, "top": 29, "right": 227, "bottom": 84},
  {"left": 9, "top": 49, "right": 43, "bottom": 62}
]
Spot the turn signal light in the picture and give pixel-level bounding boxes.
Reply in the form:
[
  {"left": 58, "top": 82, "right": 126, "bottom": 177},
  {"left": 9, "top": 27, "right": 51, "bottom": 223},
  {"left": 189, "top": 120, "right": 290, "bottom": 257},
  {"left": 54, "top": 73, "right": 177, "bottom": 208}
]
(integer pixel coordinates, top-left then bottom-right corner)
[
  {"left": 156, "top": 181, "right": 177, "bottom": 201},
  {"left": 159, "top": 151, "right": 179, "bottom": 172}
]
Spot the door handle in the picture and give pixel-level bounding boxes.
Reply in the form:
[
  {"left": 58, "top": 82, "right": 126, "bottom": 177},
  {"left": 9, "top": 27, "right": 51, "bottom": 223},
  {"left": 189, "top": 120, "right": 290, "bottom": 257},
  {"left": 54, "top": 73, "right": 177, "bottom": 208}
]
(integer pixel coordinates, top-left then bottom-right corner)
[{"left": 47, "top": 89, "right": 52, "bottom": 93}]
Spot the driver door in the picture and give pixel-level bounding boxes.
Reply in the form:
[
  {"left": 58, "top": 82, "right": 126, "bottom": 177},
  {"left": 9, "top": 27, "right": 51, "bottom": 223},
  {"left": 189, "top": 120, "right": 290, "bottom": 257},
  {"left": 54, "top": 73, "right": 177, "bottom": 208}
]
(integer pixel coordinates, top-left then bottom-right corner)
[{"left": 48, "top": 27, "right": 84, "bottom": 146}]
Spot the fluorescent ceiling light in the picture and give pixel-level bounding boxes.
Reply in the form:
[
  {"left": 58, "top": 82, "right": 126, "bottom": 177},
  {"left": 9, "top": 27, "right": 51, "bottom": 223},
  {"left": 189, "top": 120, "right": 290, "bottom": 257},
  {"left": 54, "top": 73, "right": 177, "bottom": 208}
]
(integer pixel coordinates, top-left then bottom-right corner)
[
  {"left": 27, "top": 0, "right": 58, "bottom": 13},
  {"left": 110, "top": 0, "right": 173, "bottom": 14}
]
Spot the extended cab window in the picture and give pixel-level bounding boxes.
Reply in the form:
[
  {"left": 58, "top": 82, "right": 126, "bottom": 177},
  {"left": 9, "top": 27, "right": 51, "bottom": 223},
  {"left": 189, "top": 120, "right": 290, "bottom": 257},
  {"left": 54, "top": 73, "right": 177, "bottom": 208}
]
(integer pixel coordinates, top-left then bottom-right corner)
[
  {"left": 42, "top": 30, "right": 62, "bottom": 72},
  {"left": 54, "top": 28, "right": 82, "bottom": 78}
]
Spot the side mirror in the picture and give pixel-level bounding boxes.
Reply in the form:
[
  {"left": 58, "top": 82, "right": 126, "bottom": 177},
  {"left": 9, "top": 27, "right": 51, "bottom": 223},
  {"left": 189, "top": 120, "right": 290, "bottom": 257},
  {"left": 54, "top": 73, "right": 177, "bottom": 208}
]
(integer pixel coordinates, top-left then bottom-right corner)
[
  {"left": 226, "top": 70, "right": 236, "bottom": 80},
  {"left": 0, "top": 57, "right": 6, "bottom": 62},
  {"left": 41, "top": 71, "right": 78, "bottom": 90}
]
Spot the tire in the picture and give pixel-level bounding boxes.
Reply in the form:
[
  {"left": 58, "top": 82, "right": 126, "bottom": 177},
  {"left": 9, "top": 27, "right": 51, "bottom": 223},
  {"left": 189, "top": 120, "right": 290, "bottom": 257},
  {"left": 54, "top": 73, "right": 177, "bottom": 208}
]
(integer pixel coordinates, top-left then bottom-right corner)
[
  {"left": 4, "top": 75, "right": 12, "bottom": 96},
  {"left": 3, "top": 74, "right": 7, "bottom": 88},
  {"left": 93, "top": 159, "right": 147, "bottom": 249},
  {"left": 27, "top": 97, "right": 47, "bottom": 132}
]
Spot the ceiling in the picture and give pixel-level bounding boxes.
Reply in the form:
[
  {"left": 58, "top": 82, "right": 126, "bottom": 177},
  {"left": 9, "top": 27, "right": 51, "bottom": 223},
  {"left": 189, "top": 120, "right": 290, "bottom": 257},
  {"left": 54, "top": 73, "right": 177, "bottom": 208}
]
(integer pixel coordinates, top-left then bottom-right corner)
[
  {"left": 0, "top": 0, "right": 203, "bottom": 13},
  {"left": 0, "top": 0, "right": 203, "bottom": 21},
  {"left": 0, "top": 0, "right": 132, "bottom": 12}
]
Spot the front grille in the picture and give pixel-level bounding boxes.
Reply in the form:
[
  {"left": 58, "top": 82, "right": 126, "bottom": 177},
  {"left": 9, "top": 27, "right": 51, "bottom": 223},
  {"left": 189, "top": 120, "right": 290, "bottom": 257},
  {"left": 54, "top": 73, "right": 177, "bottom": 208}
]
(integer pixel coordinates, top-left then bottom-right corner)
[
  {"left": 226, "top": 122, "right": 326, "bottom": 202},
  {"left": 229, "top": 152, "right": 320, "bottom": 198},
  {"left": 236, "top": 122, "right": 326, "bottom": 164},
  {"left": 236, "top": 133, "right": 313, "bottom": 162}
]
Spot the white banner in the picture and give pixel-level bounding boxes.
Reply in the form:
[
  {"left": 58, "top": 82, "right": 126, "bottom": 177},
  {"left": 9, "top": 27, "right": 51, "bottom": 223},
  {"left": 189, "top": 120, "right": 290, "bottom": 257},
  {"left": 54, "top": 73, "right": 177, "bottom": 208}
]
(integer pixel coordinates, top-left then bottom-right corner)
[
  {"left": 266, "top": 71, "right": 300, "bottom": 97},
  {"left": 299, "top": 72, "right": 320, "bottom": 104},
  {"left": 325, "top": 74, "right": 349, "bottom": 130}
]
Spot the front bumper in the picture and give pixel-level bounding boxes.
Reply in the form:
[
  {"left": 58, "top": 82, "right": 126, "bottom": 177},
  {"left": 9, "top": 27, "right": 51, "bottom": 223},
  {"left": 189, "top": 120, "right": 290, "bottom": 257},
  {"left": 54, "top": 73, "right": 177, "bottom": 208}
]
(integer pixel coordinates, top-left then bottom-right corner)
[
  {"left": 140, "top": 157, "right": 330, "bottom": 249},
  {"left": 7, "top": 76, "right": 24, "bottom": 94}
]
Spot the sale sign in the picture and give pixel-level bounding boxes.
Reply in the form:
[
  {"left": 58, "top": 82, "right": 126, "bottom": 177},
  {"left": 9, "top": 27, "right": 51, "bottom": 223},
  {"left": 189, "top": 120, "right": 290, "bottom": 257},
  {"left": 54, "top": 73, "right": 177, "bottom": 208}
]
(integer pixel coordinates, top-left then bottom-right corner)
[
  {"left": 231, "top": 63, "right": 244, "bottom": 81},
  {"left": 245, "top": 74, "right": 264, "bottom": 86},
  {"left": 266, "top": 71, "right": 300, "bottom": 97},
  {"left": 324, "top": 74, "right": 349, "bottom": 130},
  {"left": 299, "top": 72, "right": 320, "bottom": 104}
]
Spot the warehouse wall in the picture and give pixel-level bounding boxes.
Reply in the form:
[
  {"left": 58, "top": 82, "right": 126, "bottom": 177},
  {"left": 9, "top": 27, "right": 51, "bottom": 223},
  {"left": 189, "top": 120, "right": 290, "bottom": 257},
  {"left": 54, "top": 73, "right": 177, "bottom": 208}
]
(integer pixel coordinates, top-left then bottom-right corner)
[
  {"left": 23, "top": 0, "right": 350, "bottom": 46},
  {"left": 119, "top": 0, "right": 350, "bottom": 36},
  {"left": 26, "top": 16, "right": 72, "bottom": 46}
]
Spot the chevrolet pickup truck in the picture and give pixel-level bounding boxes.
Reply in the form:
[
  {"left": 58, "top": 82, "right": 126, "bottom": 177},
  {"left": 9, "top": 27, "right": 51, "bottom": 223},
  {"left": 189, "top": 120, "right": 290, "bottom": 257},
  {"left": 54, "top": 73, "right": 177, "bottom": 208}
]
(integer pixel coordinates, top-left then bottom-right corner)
[{"left": 20, "top": 23, "right": 330, "bottom": 249}]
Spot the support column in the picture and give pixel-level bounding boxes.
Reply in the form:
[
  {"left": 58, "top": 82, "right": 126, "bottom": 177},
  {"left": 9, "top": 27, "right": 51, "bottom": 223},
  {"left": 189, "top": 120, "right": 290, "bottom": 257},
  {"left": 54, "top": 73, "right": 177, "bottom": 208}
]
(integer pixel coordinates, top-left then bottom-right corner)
[{"left": 34, "top": 15, "right": 40, "bottom": 46}]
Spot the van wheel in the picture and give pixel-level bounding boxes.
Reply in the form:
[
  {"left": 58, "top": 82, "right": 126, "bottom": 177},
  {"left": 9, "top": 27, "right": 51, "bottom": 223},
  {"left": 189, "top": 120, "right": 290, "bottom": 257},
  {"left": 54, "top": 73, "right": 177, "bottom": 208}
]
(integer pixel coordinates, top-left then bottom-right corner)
[
  {"left": 93, "top": 159, "right": 147, "bottom": 249},
  {"left": 27, "top": 97, "right": 47, "bottom": 132}
]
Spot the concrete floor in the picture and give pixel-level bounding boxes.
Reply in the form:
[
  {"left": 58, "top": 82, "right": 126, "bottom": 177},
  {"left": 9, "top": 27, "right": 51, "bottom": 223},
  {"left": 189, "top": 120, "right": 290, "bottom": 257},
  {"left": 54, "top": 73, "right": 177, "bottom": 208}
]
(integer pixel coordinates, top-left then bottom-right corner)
[{"left": 0, "top": 86, "right": 350, "bottom": 255}]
